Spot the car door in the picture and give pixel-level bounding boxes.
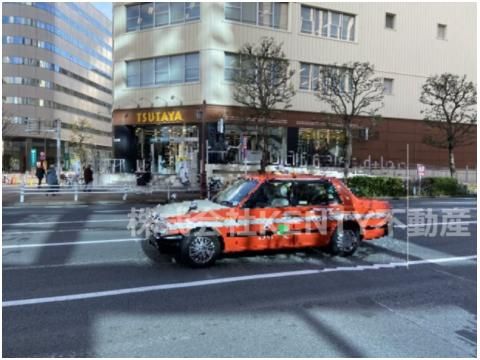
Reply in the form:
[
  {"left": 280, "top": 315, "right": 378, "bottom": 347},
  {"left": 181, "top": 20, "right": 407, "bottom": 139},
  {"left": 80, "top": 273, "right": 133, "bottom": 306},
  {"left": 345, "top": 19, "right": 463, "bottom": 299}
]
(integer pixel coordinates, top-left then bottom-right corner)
[
  {"left": 238, "top": 180, "right": 297, "bottom": 251},
  {"left": 291, "top": 180, "right": 342, "bottom": 247}
]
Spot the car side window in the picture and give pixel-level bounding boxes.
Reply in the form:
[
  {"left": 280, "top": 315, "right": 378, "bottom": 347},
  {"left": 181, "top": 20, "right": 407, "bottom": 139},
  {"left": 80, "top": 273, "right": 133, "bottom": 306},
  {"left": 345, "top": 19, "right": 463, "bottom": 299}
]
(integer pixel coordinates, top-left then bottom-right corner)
[
  {"left": 325, "top": 181, "right": 342, "bottom": 204},
  {"left": 292, "top": 181, "right": 342, "bottom": 206},
  {"left": 243, "top": 181, "right": 293, "bottom": 208}
]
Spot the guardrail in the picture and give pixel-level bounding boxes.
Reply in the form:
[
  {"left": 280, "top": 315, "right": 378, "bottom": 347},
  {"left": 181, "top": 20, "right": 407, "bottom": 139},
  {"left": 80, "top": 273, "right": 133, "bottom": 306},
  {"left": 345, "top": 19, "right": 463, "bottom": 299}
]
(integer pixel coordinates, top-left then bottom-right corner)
[{"left": 3, "top": 183, "right": 201, "bottom": 203}]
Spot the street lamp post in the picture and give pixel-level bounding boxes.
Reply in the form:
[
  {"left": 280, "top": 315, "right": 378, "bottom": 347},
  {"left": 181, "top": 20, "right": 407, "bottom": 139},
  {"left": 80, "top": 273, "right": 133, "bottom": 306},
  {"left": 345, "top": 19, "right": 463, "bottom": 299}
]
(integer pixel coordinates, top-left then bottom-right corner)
[
  {"left": 55, "top": 118, "right": 61, "bottom": 172},
  {"left": 198, "top": 100, "right": 207, "bottom": 198}
]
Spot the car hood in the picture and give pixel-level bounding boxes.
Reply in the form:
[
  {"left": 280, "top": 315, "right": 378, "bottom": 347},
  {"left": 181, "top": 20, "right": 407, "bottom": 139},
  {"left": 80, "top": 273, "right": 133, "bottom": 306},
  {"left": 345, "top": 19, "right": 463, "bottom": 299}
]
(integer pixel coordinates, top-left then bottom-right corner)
[{"left": 153, "top": 199, "right": 228, "bottom": 219}]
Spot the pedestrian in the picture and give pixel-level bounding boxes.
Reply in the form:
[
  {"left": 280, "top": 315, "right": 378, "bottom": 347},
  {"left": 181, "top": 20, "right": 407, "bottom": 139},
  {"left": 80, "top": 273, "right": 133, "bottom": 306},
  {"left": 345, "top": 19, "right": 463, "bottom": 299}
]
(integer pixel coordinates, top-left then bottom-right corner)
[
  {"left": 179, "top": 162, "right": 190, "bottom": 187},
  {"left": 84, "top": 164, "right": 93, "bottom": 192},
  {"left": 46, "top": 165, "right": 59, "bottom": 195},
  {"left": 35, "top": 162, "right": 45, "bottom": 187}
]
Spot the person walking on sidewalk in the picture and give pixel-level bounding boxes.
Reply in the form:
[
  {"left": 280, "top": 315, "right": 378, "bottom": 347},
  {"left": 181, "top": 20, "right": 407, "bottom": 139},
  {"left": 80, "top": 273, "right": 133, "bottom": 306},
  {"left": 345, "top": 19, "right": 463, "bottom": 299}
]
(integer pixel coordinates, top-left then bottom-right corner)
[
  {"left": 35, "top": 162, "right": 45, "bottom": 187},
  {"left": 84, "top": 164, "right": 93, "bottom": 192},
  {"left": 46, "top": 165, "right": 59, "bottom": 195}
]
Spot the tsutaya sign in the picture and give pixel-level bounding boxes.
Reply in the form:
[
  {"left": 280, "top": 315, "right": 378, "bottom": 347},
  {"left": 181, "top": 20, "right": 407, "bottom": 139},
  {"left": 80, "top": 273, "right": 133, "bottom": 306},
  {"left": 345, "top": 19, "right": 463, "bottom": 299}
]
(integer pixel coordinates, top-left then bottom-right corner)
[{"left": 136, "top": 110, "right": 184, "bottom": 124}]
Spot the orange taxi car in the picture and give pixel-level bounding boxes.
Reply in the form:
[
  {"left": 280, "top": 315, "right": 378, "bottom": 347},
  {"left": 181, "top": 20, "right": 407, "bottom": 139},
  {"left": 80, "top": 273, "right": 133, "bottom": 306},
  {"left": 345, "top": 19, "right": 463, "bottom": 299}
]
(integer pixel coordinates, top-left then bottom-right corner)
[{"left": 147, "top": 174, "right": 392, "bottom": 267}]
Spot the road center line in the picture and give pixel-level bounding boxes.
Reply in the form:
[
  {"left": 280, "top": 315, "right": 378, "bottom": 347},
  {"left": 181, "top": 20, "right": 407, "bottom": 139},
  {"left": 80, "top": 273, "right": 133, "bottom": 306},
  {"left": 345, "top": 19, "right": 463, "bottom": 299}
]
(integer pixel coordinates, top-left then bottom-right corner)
[
  {"left": 2, "top": 238, "right": 142, "bottom": 249},
  {"left": 3, "top": 255, "right": 476, "bottom": 308}
]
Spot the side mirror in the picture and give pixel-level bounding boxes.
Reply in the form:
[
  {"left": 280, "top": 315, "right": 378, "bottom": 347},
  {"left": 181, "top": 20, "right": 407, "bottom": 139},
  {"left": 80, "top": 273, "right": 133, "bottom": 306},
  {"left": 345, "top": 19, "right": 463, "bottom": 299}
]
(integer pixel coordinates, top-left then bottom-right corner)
[{"left": 188, "top": 200, "right": 198, "bottom": 213}]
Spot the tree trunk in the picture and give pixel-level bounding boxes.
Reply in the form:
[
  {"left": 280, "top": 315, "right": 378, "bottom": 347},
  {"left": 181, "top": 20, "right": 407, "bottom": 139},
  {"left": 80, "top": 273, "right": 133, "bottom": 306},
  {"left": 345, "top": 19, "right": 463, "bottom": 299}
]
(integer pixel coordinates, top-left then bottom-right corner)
[
  {"left": 343, "top": 118, "right": 353, "bottom": 179},
  {"left": 259, "top": 119, "right": 268, "bottom": 173},
  {"left": 448, "top": 143, "right": 456, "bottom": 178}
]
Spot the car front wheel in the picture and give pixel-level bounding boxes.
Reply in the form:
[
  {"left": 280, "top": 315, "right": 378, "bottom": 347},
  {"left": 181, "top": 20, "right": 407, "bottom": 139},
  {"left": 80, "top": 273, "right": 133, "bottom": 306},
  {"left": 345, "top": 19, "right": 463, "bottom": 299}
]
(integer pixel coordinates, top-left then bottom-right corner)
[
  {"left": 180, "top": 232, "right": 221, "bottom": 267},
  {"left": 329, "top": 226, "right": 360, "bottom": 256}
]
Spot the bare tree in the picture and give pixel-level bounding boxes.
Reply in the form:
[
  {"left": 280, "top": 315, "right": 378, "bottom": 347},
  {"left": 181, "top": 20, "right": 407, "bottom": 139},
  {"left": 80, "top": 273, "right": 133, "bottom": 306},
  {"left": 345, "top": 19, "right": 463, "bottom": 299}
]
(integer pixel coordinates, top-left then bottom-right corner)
[
  {"left": 2, "top": 111, "right": 18, "bottom": 139},
  {"left": 420, "top": 73, "right": 477, "bottom": 178},
  {"left": 316, "top": 62, "right": 384, "bottom": 178},
  {"left": 70, "top": 119, "right": 92, "bottom": 169},
  {"left": 232, "top": 37, "right": 296, "bottom": 172}
]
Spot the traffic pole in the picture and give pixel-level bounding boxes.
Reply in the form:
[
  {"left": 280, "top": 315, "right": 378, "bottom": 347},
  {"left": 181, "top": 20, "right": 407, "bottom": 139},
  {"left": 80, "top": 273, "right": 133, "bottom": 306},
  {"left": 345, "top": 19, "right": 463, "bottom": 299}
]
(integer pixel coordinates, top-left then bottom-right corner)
[{"left": 55, "top": 119, "right": 61, "bottom": 172}]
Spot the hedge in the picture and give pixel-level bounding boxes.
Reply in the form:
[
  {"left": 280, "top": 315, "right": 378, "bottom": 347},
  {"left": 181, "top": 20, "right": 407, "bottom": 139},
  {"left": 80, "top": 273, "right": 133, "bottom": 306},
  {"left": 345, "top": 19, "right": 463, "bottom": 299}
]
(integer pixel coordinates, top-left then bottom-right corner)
[
  {"left": 346, "top": 176, "right": 404, "bottom": 197},
  {"left": 419, "top": 177, "right": 468, "bottom": 197},
  {"left": 346, "top": 176, "right": 469, "bottom": 197}
]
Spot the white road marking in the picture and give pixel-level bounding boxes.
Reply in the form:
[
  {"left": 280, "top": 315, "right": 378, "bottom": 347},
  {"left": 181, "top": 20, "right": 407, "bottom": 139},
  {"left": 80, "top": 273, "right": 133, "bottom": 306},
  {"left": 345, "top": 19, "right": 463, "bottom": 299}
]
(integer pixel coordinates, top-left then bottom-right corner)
[
  {"left": 418, "top": 201, "right": 476, "bottom": 204},
  {"left": 3, "top": 227, "right": 127, "bottom": 235},
  {"left": 3, "top": 255, "right": 476, "bottom": 308},
  {"left": 3, "top": 229, "right": 112, "bottom": 236},
  {"left": 2, "top": 219, "right": 127, "bottom": 226},
  {"left": 2, "top": 238, "right": 142, "bottom": 249},
  {"left": 2, "top": 205, "right": 89, "bottom": 209},
  {"left": 402, "top": 207, "right": 477, "bottom": 212},
  {"left": 3, "top": 258, "right": 154, "bottom": 271},
  {"left": 394, "top": 220, "right": 477, "bottom": 229}
]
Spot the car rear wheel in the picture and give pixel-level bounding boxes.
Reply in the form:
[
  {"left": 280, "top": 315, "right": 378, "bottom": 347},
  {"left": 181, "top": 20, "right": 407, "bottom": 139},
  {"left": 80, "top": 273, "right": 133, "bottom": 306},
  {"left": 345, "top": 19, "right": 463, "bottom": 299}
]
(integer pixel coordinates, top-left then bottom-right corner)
[
  {"left": 179, "top": 232, "right": 221, "bottom": 267},
  {"left": 329, "top": 225, "right": 360, "bottom": 256}
]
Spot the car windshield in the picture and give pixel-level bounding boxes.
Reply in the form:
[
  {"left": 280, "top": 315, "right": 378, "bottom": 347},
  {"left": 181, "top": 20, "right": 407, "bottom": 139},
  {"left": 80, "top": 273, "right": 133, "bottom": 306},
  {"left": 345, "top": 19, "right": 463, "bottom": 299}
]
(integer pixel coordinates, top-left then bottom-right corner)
[{"left": 212, "top": 179, "right": 258, "bottom": 207}]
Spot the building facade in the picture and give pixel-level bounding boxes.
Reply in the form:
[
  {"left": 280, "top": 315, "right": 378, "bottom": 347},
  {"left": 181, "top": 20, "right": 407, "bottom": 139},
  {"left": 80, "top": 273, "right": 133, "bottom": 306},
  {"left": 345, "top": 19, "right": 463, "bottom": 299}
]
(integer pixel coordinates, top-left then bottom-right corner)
[
  {"left": 112, "top": 2, "right": 476, "bottom": 175},
  {"left": 2, "top": 2, "right": 113, "bottom": 172}
]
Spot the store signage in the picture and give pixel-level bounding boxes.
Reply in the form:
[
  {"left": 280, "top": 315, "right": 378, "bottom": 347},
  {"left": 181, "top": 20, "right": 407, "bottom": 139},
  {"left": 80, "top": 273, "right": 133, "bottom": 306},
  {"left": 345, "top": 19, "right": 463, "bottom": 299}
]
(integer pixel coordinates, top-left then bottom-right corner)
[
  {"left": 417, "top": 164, "right": 425, "bottom": 177},
  {"left": 136, "top": 111, "right": 183, "bottom": 124},
  {"left": 30, "top": 149, "right": 37, "bottom": 168}
]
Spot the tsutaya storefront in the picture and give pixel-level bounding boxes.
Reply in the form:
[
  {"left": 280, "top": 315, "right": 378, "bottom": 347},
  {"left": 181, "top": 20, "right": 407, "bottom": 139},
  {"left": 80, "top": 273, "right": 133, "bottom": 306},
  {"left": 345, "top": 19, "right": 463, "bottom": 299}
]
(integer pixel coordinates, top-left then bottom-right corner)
[
  {"left": 112, "top": 104, "right": 351, "bottom": 175},
  {"left": 113, "top": 107, "right": 201, "bottom": 175}
]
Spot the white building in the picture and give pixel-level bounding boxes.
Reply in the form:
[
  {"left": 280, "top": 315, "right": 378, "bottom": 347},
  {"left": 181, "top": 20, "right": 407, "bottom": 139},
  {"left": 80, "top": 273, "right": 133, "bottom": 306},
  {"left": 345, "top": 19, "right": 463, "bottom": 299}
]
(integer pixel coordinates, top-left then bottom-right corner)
[{"left": 112, "top": 2, "right": 476, "bottom": 174}]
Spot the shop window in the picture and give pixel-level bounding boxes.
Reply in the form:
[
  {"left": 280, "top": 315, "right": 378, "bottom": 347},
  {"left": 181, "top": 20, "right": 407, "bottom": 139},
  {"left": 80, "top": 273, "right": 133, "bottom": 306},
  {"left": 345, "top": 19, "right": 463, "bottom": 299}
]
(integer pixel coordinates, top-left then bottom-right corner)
[
  {"left": 297, "top": 128, "right": 345, "bottom": 167},
  {"left": 139, "top": 125, "right": 199, "bottom": 175}
]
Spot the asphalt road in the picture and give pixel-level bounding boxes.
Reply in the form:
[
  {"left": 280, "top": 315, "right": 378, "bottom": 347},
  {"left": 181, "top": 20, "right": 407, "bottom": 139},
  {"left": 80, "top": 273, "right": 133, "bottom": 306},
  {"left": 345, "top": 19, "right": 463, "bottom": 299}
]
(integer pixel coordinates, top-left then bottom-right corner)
[{"left": 2, "top": 198, "right": 477, "bottom": 357}]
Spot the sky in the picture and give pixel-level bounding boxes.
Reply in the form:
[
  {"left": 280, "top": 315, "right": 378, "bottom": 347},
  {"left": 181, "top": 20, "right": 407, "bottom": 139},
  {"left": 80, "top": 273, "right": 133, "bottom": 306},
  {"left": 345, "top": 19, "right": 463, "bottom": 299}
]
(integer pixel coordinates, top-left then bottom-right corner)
[{"left": 92, "top": 2, "right": 112, "bottom": 21}]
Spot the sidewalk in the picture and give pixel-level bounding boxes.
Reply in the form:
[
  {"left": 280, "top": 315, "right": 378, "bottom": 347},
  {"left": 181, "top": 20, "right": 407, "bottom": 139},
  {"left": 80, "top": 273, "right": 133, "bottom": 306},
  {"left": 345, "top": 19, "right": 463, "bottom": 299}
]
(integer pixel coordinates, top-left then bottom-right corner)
[{"left": 2, "top": 186, "right": 201, "bottom": 206}]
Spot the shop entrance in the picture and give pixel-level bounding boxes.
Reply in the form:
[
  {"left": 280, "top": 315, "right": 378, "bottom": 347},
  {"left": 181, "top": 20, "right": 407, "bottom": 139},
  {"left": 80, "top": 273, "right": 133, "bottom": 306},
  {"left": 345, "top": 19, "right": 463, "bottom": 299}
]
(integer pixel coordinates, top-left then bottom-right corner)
[{"left": 136, "top": 124, "right": 199, "bottom": 181}]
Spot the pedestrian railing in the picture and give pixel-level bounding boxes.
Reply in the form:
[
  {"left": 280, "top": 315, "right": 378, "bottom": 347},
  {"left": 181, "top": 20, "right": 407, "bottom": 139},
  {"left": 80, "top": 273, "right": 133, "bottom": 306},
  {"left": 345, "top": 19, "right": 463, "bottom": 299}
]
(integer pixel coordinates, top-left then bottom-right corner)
[{"left": 4, "top": 183, "right": 201, "bottom": 203}]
